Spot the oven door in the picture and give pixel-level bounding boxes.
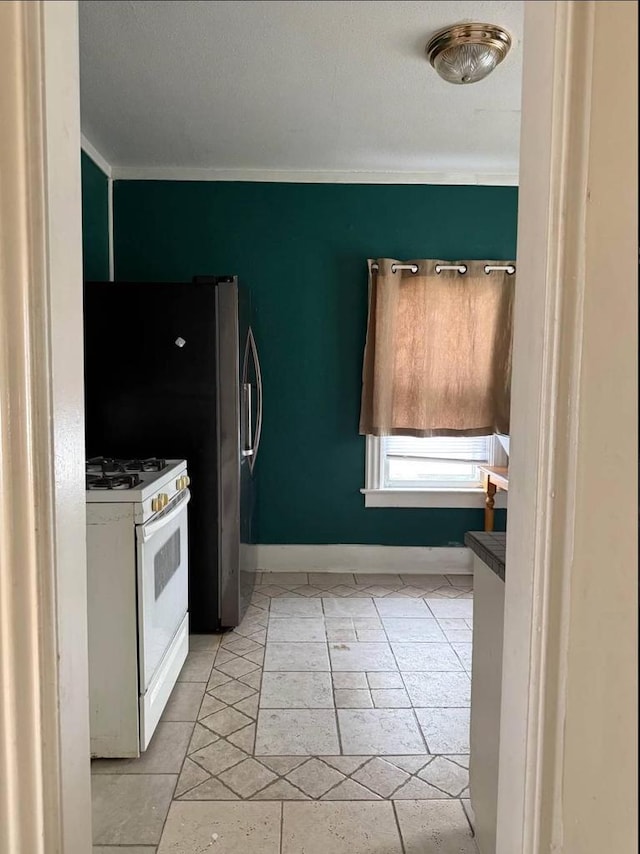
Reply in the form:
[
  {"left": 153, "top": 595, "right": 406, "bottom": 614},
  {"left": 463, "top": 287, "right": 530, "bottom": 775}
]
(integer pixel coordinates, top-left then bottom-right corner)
[{"left": 136, "top": 488, "right": 190, "bottom": 744}]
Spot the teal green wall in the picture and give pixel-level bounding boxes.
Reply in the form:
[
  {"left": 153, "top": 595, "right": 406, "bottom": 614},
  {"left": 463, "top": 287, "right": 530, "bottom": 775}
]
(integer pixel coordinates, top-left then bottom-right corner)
[
  {"left": 114, "top": 182, "right": 514, "bottom": 545},
  {"left": 81, "top": 151, "right": 110, "bottom": 281}
]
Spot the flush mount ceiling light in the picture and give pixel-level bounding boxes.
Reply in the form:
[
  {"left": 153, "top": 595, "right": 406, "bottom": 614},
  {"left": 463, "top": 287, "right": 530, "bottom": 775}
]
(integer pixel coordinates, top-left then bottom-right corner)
[{"left": 426, "top": 22, "right": 512, "bottom": 85}]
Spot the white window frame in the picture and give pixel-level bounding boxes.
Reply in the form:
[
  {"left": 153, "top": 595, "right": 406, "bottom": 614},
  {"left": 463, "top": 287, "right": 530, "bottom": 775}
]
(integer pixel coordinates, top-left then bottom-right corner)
[{"left": 361, "top": 434, "right": 509, "bottom": 508}]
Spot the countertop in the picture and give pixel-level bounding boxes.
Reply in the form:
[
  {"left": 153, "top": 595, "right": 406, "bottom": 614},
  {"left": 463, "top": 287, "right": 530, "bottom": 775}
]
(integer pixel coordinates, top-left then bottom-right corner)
[{"left": 464, "top": 531, "right": 506, "bottom": 581}]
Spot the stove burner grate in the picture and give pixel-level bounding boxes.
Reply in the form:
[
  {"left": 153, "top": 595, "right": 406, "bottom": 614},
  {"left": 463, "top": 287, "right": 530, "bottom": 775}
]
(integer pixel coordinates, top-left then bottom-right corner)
[
  {"left": 87, "top": 456, "right": 167, "bottom": 474},
  {"left": 86, "top": 473, "right": 142, "bottom": 491}
]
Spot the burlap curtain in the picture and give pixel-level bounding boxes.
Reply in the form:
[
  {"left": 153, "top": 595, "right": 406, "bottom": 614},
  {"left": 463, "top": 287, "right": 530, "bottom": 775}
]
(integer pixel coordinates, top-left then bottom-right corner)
[{"left": 359, "top": 259, "right": 515, "bottom": 437}]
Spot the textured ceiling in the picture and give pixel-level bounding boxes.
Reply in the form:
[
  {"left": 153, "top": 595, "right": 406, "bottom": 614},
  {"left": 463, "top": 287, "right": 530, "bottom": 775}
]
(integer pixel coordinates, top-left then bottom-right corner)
[{"left": 79, "top": 0, "right": 523, "bottom": 179}]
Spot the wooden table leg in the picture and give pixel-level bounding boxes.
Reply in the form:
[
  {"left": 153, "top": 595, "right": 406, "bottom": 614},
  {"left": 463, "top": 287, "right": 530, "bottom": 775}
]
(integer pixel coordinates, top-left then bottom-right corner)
[{"left": 485, "top": 479, "right": 497, "bottom": 532}]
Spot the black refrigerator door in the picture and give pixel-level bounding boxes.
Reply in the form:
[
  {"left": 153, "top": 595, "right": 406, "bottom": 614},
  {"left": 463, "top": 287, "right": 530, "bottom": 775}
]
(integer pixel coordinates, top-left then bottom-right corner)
[{"left": 84, "top": 280, "right": 223, "bottom": 632}]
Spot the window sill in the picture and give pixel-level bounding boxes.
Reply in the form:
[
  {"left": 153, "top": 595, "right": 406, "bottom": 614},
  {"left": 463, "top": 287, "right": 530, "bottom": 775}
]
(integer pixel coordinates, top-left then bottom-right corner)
[{"left": 361, "top": 488, "right": 509, "bottom": 509}]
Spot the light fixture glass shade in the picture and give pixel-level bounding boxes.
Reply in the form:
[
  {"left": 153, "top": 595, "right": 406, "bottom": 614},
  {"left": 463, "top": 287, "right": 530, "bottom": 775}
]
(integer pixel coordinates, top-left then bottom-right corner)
[{"left": 426, "top": 23, "right": 511, "bottom": 85}]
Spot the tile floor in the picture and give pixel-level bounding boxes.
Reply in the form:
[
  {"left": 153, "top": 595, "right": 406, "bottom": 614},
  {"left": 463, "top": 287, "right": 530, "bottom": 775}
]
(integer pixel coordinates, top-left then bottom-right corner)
[{"left": 91, "top": 571, "right": 477, "bottom": 853}]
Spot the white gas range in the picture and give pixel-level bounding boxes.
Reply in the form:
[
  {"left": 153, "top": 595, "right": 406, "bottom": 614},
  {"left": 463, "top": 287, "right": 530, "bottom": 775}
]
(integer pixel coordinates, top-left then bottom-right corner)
[{"left": 86, "top": 457, "right": 190, "bottom": 758}]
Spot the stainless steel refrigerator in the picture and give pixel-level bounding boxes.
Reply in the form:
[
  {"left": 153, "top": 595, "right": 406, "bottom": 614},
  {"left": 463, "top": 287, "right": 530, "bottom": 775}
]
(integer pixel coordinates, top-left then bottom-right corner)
[{"left": 83, "top": 276, "right": 262, "bottom": 630}]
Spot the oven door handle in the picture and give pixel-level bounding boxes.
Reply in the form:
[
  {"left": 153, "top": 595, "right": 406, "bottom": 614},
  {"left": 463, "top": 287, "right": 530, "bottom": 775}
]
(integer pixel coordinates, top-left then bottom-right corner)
[{"left": 138, "top": 489, "right": 191, "bottom": 544}]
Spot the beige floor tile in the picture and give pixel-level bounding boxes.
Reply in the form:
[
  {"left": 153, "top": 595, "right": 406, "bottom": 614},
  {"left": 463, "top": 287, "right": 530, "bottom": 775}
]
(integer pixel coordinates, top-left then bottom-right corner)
[
  {"left": 355, "top": 629, "right": 388, "bottom": 642},
  {"left": 399, "top": 574, "right": 449, "bottom": 590},
  {"left": 244, "top": 647, "right": 266, "bottom": 665},
  {"left": 206, "top": 668, "right": 232, "bottom": 690},
  {"left": 329, "top": 641, "right": 396, "bottom": 671},
  {"left": 424, "top": 598, "right": 474, "bottom": 619},
  {"left": 215, "top": 656, "right": 260, "bottom": 679},
  {"left": 200, "top": 706, "right": 253, "bottom": 737},
  {"left": 187, "top": 722, "right": 219, "bottom": 754},
  {"left": 198, "top": 693, "right": 227, "bottom": 719},
  {"left": 189, "top": 739, "right": 247, "bottom": 775},
  {"left": 178, "top": 776, "right": 238, "bottom": 799},
  {"left": 374, "top": 598, "right": 431, "bottom": 618},
  {"left": 253, "top": 779, "right": 310, "bottom": 799},
  {"left": 282, "top": 802, "right": 402, "bottom": 853},
  {"left": 445, "top": 574, "right": 474, "bottom": 588},
  {"left": 91, "top": 722, "right": 192, "bottom": 775},
  {"left": 267, "top": 617, "right": 327, "bottom": 642},
  {"left": 332, "top": 671, "right": 368, "bottom": 689},
  {"left": 188, "top": 634, "right": 221, "bottom": 653},
  {"left": 308, "top": 572, "right": 356, "bottom": 588},
  {"left": 355, "top": 573, "right": 404, "bottom": 587},
  {"left": 326, "top": 627, "right": 358, "bottom": 642},
  {"left": 221, "top": 635, "right": 263, "bottom": 655},
  {"left": 334, "top": 688, "right": 373, "bottom": 708},
  {"left": 403, "top": 671, "right": 471, "bottom": 706},
  {"left": 264, "top": 641, "right": 330, "bottom": 671},
  {"left": 218, "top": 757, "right": 277, "bottom": 797},
  {"left": 391, "top": 777, "right": 449, "bottom": 799},
  {"left": 322, "top": 598, "right": 377, "bottom": 617},
  {"left": 269, "top": 597, "right": 323, "bottom": 617},
  {"left": 321, "top": 755, "right": 371, "bottom": 774},
  {"left": 177, "top": 651, "right": 215, "bottom": 682},
  {"left": 418, "top": 756, "right": 469, "bottom": 796},
  {"left": 255, "top": 708, "right": 340, "bottom": 755},
  {"left": 160, "top": 682, "right": 205, "bottom": 722},
  {"left": 382, "top": 617, "right": 447, "bottom": 642},
  {"left": 320, "top": 778, "right": 381, "bottom": 799},
  {"left": 366, "top": 671, "right": 404, "bottom": 689},
  {"left": 174, "top": 757, "right": 210, "bottom": 797},
  {"left": 92, "top": 774, "right": 176, "bottom": 846},
  {"left": 208, "top": 678, "right": 256, "bottom": 705},
  {"left": 338, "top": 709, "right": 426, "bottom": 755},
  {"left": 371, "top": 688, "right": 412, "bottom": 708},
  {"left": 451, "top": 642, "right": 473, "bottom": 670},
  {"left": 238, "top": 668, "right": 263, "bottom": 690},
  {"left": 416, "top": 708, "right": 470, "bottom": 754},
  {"left": 157, "top": 802, "right": 281, "bottom": 853},
  {"left": 260, "top": 572, "right": 309, "bottom": 587},
  {"left": 442, "top": 628, "right": 473, "bottom": 643},
  {"left": 227, "top": 722, "right": 256, "bottom": 752},
  {"left": 351, "top": 757, "right": 409, "bottom": 797},
  {"left": 291, "top": 585, "right": 325, "bottom": 597},
  {"left": 260, "top": 671, "right": 334, "bottom": 708},
  {"left": 259, "top": 755, "right": 307, "bottom": 775},
  {"left": 214, "top": 647, "right": 236, "bottom": 665},
  {"left": 234, "top": 694, "right": 260, "bottom": 718},
  {"left": 385, "top": 755, "right": 432, "bottom": 773},
  {"left": 394, "top": 800, "right": 478, "bottom": 853},
  {"left": 391, "top": 642, "right": 463, "bottom": 671},
  {"left": 285, "top": 758, "right": 346, "bottom": 797}
]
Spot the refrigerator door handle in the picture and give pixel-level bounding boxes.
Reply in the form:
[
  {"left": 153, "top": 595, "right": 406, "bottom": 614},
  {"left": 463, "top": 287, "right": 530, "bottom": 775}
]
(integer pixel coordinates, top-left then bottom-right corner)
[
  {"left": 248, "top": 327, "right": 263, "bottom": 472},
  {"left": 241, "top": 382, "right": 254, "bottom": 457}
]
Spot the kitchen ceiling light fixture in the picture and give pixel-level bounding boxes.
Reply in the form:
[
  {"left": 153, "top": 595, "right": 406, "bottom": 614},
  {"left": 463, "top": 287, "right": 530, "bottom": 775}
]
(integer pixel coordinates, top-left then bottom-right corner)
[{"left": 426, "top": 23, "right": 512, "bottom": 85}]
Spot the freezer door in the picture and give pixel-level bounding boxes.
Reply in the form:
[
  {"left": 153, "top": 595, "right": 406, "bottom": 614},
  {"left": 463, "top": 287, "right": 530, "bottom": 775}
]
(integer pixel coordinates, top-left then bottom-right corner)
[{"left": 83, "top": 280, "right": 221, "bottom": 633}]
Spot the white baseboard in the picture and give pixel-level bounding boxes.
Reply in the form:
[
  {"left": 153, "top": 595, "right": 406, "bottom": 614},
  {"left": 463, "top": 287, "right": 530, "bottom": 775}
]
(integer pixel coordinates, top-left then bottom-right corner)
[{"left": 252, "top": 545, "right": 472, "bottom": 574}]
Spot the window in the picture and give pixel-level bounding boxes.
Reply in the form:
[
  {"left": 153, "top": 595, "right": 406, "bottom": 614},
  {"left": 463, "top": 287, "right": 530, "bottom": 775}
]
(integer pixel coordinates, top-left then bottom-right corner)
[
  {"left": 383, "top": 435, "right": 490, "bottom": 489},
  {"left": 362, "top": 434, "right": 508, "bottom": 508}
]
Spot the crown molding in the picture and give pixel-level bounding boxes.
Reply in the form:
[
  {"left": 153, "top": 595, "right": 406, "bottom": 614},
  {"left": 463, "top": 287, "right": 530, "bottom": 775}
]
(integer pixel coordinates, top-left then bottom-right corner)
[
  {"left": 80, "top": 133, "right": 112, "bottom": 178},
  {"left": 110, "top": 165, "right": 519, "bottom": 186}
]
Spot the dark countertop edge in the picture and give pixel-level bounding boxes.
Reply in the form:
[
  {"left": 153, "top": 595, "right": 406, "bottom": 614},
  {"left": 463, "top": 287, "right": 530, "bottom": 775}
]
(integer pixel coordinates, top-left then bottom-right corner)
[{"left": 465, "top": 531, "right": 506, "bottom": 582}]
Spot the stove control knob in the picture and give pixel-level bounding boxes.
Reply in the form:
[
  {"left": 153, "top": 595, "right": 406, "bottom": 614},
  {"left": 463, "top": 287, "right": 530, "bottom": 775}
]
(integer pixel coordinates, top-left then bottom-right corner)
[
  {"left": 151, "top": 496, "right": 160, "bottom": 512},
  {"left": 159, "top": 493, "right": 169, "bottom": 509}
]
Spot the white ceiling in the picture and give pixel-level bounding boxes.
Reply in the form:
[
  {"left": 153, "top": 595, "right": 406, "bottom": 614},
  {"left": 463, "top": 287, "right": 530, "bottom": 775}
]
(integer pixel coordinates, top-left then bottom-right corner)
[{"left": 79, "top": 0, "right": 523, "bottom": 181}]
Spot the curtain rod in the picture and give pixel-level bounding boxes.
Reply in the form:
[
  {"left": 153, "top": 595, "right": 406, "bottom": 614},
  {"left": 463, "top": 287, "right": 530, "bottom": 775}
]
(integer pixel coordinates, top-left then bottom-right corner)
[{"left": 370, "top": 263, "right": 516, "bottom": 275}]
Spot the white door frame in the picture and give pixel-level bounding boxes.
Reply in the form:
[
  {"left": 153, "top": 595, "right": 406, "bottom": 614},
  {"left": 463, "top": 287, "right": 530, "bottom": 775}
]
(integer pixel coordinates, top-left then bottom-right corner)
[
  {"left": 0, "top": 1, "right": 635, "bottom": 852},
  {"left": 498, "top": 2, "right": 637, "bottom": 853},
  {"left": 0, "top": 2, "right": 91, "bottom": 852}
]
